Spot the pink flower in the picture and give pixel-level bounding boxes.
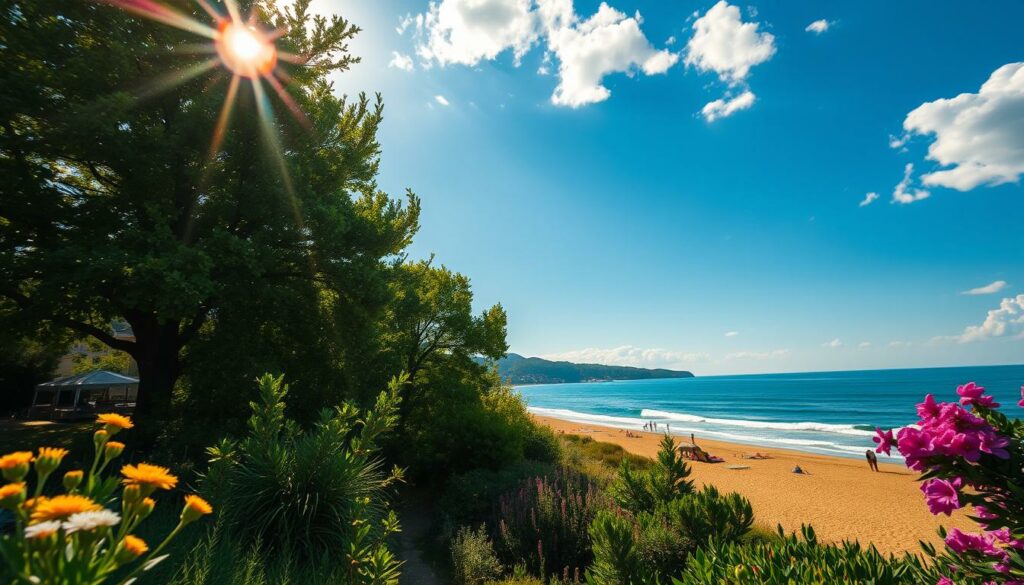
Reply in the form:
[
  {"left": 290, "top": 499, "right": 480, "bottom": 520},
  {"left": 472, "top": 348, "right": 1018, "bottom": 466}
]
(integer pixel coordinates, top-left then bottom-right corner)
[
  {"left": 936, "top": 578, "right": 953, "bottom": 585},
  {"left": 873, "top": 427, "right": 895, "bottom": 455},
  {"left": 1018, "top": 385, "right": 1024, "bottom": 408},
  {"left": 957, "top": 382, "right": 1000, "bottom": 409},
  {"left": 917, "top": 394, "right": 942, "bottom": 420},
  {"left": 921, "top": 478, "right": 963, "bottom": 516},
  {"left": 896, "top": 427, "right": 933, "bottom": 471}
]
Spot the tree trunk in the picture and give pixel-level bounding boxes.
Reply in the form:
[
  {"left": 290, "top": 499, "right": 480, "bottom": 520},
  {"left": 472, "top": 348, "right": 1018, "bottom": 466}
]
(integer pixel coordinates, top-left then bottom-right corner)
[{"left": 128, "top": 317, "right": 182, "bottom": 446}]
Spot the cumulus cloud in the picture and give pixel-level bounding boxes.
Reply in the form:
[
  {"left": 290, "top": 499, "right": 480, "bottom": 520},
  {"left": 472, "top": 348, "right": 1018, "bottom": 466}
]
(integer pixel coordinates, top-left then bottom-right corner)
[
  {"left": 684, "top": 1, "right": 775, "bottom": 121},
  {"left": 701, "top": 90, "right": 755, "bottom": 122},
  {"left": 724, "top": 331, "right": 739, "bottom": 337},
  {"left": 804, "top": 19, "right": 831, "bottom": 34},
  {"left": 415, "top": 0, "right": 538, "bottom": 67},
  {"left": 822, "top": 338, "right": 842, "bottom": 348},
  {"left": 389, "top": 51, "right": 415, "bottom": 71},
  {"left": 540, "top": 2, "right": 679, "bottom": 107},
  {"left": 891, "top": 163, "right": 931, "bottom": 204},
  {"left": 901, "top": 62, "right": 1024, "bottom": 191},
  {"left": 540, "top": 345, "right": 710, "bottom": 368},
  {"left": 859, "top": 191, "right": 879, "bottom": 207},
  {"left": 396, "top": 13, "right": 417, "bottom": 35},
  {"left": 962, "top": 280, "right": 1009, "bottom": 296},
  {"left": 858, "top": 341, "right": 872, "bottom": 349},
  {"left": 956, "top": 294, "right": 1024, "bottom": 342},
  {"left": 412, "top": 0, "right": 675, "bottom": 108},
  {"left": 434, "top": 95, "right": 450, "bottom": 106}
]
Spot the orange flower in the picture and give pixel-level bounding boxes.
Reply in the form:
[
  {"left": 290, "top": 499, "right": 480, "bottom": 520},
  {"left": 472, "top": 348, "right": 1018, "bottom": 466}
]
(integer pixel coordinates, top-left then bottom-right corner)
[
  {"left": 0, "top": 482, "right": 25, "bottom": 508},
  {"left": 35, "top": 447, "right": 69, "bottom": 474},
  {"left": 181, "top": 494, "right": 213, "bottom": 523},
  {"left": 97, "top": 413, "right": 133, "bottom": 435},
  {"left": 124, "top": 534, "right": 148, "bottom": 555},
  {"left": 104, "top": 441, "right": 125, "bottom": 458},
  {"left": 0, "top": 451, "right": 33, "bottom": 481},
  {"left": 63, "top": 470, "right": 84, "bottom": 491},
  {"left": 121, "top": 463, "right": 178, "bottom": 491},
  {"left": 30, "top": 494, "right": 101, "bottom": 523}
]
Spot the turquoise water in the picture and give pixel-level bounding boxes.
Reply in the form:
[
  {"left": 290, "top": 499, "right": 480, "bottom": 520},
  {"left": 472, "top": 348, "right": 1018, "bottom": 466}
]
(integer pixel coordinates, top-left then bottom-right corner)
[{"left": 518, "top": 364, "right": 1024, "bottom": 460}]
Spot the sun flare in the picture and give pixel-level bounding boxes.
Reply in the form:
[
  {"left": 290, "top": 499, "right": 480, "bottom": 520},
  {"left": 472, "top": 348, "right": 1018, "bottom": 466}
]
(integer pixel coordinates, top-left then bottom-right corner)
[{"left": 216, "top": 21, "right": 276, "bottom": 78}]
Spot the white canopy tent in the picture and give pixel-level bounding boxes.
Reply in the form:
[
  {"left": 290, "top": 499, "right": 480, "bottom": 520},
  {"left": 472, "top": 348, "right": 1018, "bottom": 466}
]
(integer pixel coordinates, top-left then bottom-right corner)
[{"left": 31, "top": 370, "right": 138, "bottom": 420}]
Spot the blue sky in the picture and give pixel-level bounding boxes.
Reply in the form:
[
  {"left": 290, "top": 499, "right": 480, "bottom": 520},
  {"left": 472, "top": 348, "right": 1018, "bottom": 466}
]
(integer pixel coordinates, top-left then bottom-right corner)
[{"left": 315, "top": 0, "right": 1024, "bottom": 375}]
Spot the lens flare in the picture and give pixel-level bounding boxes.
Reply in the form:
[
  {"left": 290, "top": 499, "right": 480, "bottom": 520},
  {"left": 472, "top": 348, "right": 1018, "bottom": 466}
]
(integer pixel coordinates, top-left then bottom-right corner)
[{"left": 216, "top": 21, "right": 276, "bottom": 78}]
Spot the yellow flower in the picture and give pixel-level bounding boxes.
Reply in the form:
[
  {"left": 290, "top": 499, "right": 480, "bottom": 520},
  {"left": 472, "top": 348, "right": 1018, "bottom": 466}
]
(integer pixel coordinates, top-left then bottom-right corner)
[
  {"left": 136, "top": 497, "right": 156, "bottom": 520},
  {"left": 105, "top": 441, "right": 125, "bottom": 458},
  {"left": 117, "top": 534, "right": 148, "bottom": 563},
  {"left": 121, "top": 463, "right": 178, "bottom": 492},
  {"left": 181, "top": 494, "right": 213, "bottom": 524},
  {"left": 30, "top": 494, "right": 101, "bottom": 523},
  {"left": 63, "top": 470, "right": 84, "bottom": 491},
  {"left": 0, "top": 482, "right": 26, "bottom": 508},
  {"left": 97, "top": 413, "right": 133, "bottom": 436},
  {"left": 0, "top": 451, "right": 33, "bottom": 481},
  {"left": 35, "top": 447, "right": 69, "bottom": 475}
]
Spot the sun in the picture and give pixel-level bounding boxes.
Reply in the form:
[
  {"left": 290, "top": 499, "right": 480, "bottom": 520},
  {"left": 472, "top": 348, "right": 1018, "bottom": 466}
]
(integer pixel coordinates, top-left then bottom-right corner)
[{"left": 215, "top": 21, "right": 277, "bottom": 78}]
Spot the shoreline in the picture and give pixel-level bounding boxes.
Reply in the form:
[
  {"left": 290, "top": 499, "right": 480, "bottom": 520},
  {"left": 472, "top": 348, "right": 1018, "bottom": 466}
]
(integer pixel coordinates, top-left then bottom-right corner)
[{"left": 534, "top": 414, "right": 973, "bottom": 556}]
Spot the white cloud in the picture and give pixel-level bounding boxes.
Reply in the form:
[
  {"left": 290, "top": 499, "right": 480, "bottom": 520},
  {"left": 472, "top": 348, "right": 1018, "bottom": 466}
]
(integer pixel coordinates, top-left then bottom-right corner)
[
  {"left": 902, "top": 62, "right": 1024, "bottom": 191},
  {"left": 541, "top": 2, "right": 678, "bottom": 108},
  {"left": 685, "top": 1, "right": 775, "bottom": 84},
  {"left": 434, "top": 94, "right": 450, "bottom": 106},
  {"left": 956, "top": 294, "right": 1024, "bottom": 342},
  {"left": 388, "top": 51, "right": 415, "bottom": 71},
  {"left": 700, "top": 90, "right": 755, "bottom": 122},
  {"left": 859, "top": 191, "right": 879, "bottom": 207},
  {"left": 858, "top": 341, "right": 872, "bottom": 349},
  {"left": 415, "top": 0, "right": 538, "bottom": 67},
  {"left": 665, "top": 35, "right": 677, "bottom": 46},
  {"left": 721, "top": 349, "right": 789, "bottom": 361},
  {"left": 685, "top": 1, "right": 774, "bottom": 121},
  {"left": 414, "top": 0, "right": 676, "bottom": 108},
  {"left": 891, "top": 163, "right": 930, "bottom": 204},
  {"left": 822, "top": 338, "right": 842, "bottom": 348},
  {"left": 962, "top": 280, "right": 1009, "bottom": 296},
  {"left": 724, "top": 331, "right": 739, "bottom": 337},
  {"left": 396, "top": 13, "right": 416, "bottom": 35},
  {"left": 540, "top": 345, "right": 710, "bottom": 369},
  {"left": 804, "top": 19, "right": 831, "bottom": 34},
  {"left": 888, "top": 340, "right": 911, "bottom": 347}
]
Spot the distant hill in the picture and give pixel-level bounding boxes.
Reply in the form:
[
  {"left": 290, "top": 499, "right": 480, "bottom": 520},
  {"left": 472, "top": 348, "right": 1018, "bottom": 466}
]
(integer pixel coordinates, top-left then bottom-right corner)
[{"left": 480, "top": 353, "right": 694, "bottom": 385}]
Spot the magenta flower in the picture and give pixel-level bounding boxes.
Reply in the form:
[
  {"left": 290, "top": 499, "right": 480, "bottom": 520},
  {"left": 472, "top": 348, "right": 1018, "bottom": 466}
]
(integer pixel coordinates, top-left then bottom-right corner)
[
  {"left": 917, "top": 393, "right": 941, "bottom": 420},
  {"left": 921, "top": 477, "right": 963, "bottom": 516},
  {"left": 957, "top": 382, "right": 984, "bottom": 403},
  {"left": 936, "top": 578, "right": 953, "bottom": 585},
  {"left": 873, "top": 427, "right": 895, "bottom": 455},
  {"left": 1018, "top": 385, "right": 1024, "bottom": 408}
]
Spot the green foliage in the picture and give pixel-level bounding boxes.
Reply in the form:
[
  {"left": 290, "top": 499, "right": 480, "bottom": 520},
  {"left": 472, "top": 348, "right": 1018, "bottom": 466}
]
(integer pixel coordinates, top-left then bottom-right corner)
[
  {"left": 0, "top": 302, "right": 69, "bottom": 414},
  {"left": 451, "top": 525, "right": 504, "bottom": 585},
  {"left": 611, "top": 435, "right": 693, "bottom": 514},
  {"left": 495, "top": 468, "right": 609, "bottom": 579},
  {"left": 70, "top": 337, "right": 134, "bottom": 375},
  {"left": 203, "top": 374, "right": 403, "bottom": 583},
  {"left": 663, "top": 486, "right": 754, "bottom": 546},
  {"left": 0, "top": 0, "right": 419, "bottom": 430},
  {"left": 439, "top": 461, "right": 556, "bottom": 530},
  {"left": 588, "top": 511, "right": 645, "bottom": 585},
  {"left": 676, "top": 525, "right": 928, "bottom": 584},
  {"left": 558, "top": 435, "right": 652, "bottom": 483}
]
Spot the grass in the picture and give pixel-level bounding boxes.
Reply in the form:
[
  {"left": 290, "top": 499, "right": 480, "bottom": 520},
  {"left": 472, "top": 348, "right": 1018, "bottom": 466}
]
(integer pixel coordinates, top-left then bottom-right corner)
[{"left": 558, "top": 434, "right": 652, "bottom": 484}]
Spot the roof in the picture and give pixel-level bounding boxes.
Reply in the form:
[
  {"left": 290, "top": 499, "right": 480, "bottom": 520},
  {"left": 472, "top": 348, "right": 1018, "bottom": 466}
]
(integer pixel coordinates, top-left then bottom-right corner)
[{"left": 37, "top": 370, "right": 139, "bottom": 390}]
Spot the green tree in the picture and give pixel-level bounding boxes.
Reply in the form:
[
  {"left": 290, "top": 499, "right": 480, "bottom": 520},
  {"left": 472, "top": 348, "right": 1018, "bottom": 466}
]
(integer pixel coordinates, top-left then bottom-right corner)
[
  {"left": 382, "top": 260, "right": 508, "bottom": 426},
  {"left": 0, "top": 0, "right": 418, "bottom": 431}
]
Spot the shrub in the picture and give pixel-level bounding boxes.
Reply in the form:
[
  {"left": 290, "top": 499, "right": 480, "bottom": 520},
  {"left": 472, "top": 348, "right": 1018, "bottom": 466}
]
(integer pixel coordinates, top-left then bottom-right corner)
[
  {"left": 439, "top": 460, "right": 555, "bottom": 530},
  {"left": 678, "top": 525, "right": 927, "bottom": 584},
  {"left": 0, "top": 413, "right": 212, "bottom": 584},
  {"left": 873, "top": 381, "right": 1024, "bottom": 584},
  {"left": 610, "top": 435, "right": 693, "bottom": 514},
  {"left": 203, "top": 374, "right": 403, "bottom": 583},
  {"left": 452, "top": 525, "right": 504, "bottom": 585},
  {"left": 494, "top": 467, "right": 609, "bottom": 578}
]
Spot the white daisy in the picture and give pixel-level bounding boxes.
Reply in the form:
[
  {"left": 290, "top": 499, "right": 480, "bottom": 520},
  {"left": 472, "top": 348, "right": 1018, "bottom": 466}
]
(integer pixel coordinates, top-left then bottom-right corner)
[
  {"left": 24, "top": 520, "right": 62, "bottom": 539},
  {"left": 62, "top": 509, "right": 121, "bottom": 534}
]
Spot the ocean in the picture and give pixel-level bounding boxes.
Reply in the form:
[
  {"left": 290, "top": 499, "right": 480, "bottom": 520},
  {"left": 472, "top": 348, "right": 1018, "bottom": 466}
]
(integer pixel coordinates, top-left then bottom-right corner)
[{"left": 518, "top": 364, "right": 1024, "bottom": 461}]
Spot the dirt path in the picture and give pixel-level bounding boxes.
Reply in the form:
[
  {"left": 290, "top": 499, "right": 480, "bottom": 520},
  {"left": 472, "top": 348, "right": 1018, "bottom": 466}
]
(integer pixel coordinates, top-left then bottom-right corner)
[{"left": 397, "top": 496, "right": 443, "bottom": 585}]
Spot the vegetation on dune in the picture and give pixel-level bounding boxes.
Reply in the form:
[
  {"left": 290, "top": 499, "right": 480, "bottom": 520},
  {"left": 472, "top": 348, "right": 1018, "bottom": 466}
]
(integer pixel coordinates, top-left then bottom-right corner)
[{"left": 485, "top": 353, "right": 694, "bottom": 385}]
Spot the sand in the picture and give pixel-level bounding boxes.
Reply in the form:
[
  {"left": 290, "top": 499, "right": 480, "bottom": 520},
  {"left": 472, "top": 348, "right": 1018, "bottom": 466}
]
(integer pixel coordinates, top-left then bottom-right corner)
[{"left": 535, "top": 414, "right": 974, "bottom": 556}]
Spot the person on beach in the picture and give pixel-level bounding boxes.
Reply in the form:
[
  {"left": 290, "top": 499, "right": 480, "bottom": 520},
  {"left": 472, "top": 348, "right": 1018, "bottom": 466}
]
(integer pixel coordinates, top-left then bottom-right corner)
[
  {"left": 865, "top": 449, "right": 879, "bottom": 472},
  {"left": 690, "top": 433, "right": 696, "bottom": 445}
]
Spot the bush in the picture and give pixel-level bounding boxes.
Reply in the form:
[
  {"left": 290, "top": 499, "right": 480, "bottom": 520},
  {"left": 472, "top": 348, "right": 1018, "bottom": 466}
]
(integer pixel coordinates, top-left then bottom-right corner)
[
  {"left": 494, "top": 467, "right": 609, "bottom": 578},
  {"left": 203, "top": 374, "right": 403, "bottom": 583},
  {"left": 678, "top": 525, "right": 927, "bottom": 584},
  {"left": 451, "top": 525, "right": 503, "bottom": 585},
  {"left": 439, "top": 460, "right": 555, "bottom": 530},
  {"left": 610, "top": 435, "right": 693, "bottom": 514},
  {"left": 559, "top": 435, "right": 651, "bottom": 482}
]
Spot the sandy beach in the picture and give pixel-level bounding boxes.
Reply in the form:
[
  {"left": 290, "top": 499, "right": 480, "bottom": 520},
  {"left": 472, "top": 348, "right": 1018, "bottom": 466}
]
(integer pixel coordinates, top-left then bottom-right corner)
[{"left": 535, "top": 414, "right": 973, "bottom": 556}]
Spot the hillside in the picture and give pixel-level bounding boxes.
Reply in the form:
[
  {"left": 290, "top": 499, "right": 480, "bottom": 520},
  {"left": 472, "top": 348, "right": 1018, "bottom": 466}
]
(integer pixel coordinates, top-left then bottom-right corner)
[{"left": 483, "top": 353, "right": 694, "bottom": 385}]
